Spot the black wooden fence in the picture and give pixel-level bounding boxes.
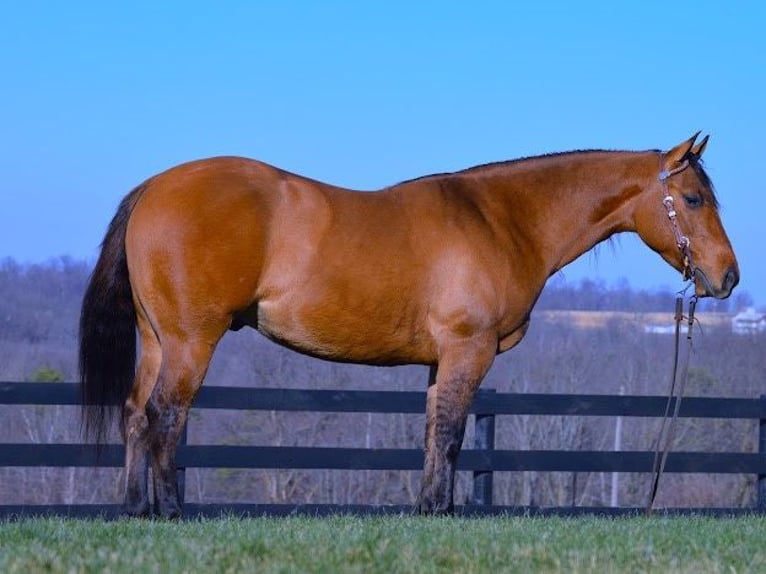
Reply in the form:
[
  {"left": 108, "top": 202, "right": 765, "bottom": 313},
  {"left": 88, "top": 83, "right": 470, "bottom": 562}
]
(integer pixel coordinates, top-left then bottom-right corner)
[{"left": 2, "top": 381, "right": 766, "bottom": 518}]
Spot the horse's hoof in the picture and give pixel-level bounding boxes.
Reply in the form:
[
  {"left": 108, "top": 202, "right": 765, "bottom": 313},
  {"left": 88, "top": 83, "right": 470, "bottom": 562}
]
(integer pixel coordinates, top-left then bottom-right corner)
[
  {"left": 415, "top": 497, "right": 453, "bottom": 516},
  {"left": 121, "top": 502, "right": 151, "bottom": 519},
  {"left": 156, "top": 503, "right": 183, "bottom": 520}
]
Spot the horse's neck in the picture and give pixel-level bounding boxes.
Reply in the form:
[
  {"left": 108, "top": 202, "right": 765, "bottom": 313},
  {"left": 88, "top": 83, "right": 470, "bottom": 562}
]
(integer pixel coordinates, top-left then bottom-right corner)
[{"left": 476, "top": 151, "right": 656, "bottom": 275}]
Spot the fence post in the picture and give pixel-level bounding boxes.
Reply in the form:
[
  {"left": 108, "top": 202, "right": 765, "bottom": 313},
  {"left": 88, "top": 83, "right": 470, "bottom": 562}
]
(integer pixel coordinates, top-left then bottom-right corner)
[
  {"left": 473, "top": 388, "right": 496, "bottom": 506},
  {"left": 759, "top": 395, "right": 766, "bottom": 512}
]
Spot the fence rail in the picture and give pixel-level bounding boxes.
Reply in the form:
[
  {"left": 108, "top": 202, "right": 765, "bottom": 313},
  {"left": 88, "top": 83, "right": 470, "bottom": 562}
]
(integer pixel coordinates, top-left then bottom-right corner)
[{"left": 1, "top": 382, "right": 766, "bottom": 518}]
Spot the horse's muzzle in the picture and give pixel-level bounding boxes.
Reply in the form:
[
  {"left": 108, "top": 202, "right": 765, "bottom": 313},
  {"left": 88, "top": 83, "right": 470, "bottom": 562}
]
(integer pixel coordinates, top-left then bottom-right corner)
[{"left": 697, "top": 265, "right": 739, "bottom": 299}]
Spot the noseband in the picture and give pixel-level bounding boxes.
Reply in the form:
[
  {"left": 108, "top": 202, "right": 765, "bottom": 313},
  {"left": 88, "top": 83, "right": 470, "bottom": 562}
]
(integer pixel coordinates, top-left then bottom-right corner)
[{"left": 658, "top": 154, "right": 695, "bottom": 281}]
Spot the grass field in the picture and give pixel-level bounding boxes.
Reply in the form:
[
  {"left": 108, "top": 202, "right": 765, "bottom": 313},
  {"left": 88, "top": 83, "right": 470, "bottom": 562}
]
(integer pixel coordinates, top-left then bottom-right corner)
[{"left": 1, "top": 514, "right": 765, "bottom": 573}]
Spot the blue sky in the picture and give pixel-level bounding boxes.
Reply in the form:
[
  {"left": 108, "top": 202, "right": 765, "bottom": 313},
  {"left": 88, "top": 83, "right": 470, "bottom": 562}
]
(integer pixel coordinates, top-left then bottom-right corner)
[{"left": 1, "top": 2, "right": 763, "bottom": 303}]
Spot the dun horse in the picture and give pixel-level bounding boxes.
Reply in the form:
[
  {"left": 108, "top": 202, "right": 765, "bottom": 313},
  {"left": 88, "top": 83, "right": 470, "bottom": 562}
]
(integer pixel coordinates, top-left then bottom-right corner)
[{"left": 80, "top": 133, "right": 738, "bottom": 518}]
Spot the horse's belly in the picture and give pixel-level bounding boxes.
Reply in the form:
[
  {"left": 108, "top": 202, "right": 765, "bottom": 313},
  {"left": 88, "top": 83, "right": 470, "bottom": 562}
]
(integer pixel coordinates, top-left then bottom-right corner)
[{"left": 252, "top": 297, "right": 432, "bottom": 366}]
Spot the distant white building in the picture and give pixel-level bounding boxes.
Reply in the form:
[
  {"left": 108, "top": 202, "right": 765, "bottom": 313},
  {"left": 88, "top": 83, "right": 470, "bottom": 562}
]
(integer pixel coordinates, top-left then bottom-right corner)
[
  {"left": 644, "top": 324, "right": 676, "bottom": 335},
  {"left": 732, "top": 308, "right": 766, "bottom": 335}
]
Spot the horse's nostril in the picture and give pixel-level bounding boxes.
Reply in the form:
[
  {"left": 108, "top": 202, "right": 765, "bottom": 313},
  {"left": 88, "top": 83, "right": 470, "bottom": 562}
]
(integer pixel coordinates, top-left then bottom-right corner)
[{"left": 723, "top": 267, "right": 739, "bottom": 292}]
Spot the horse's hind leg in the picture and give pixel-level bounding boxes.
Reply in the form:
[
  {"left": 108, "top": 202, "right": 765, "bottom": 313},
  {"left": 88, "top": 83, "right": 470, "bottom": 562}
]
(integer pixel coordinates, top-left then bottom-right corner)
[
  {"left": 122, "top": 308, "right": 161, "bottom": 517},
  {"left": 147, "top": 335, "right": 220, "bottom": 519}
]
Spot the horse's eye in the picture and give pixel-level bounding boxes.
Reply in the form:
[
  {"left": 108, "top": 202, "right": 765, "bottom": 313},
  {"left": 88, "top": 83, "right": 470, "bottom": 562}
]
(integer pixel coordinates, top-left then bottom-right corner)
[{"left": 684, "top": 194, "right": 703, "bottom": 208}]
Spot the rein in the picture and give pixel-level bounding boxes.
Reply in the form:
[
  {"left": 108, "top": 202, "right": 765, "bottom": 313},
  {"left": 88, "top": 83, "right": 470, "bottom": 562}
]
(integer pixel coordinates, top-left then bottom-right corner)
[
  {"left": 646, "top": 153, "right": 697, "bottom": 514},
  {"left": 646, "top": 291, "right": 697, "bottom": 513}
]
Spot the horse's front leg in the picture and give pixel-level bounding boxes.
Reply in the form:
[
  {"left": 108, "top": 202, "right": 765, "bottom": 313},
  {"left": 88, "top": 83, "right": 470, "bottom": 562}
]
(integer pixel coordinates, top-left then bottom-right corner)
[{"left": 416, "top": 335, "right": 496, "bottom": 515}]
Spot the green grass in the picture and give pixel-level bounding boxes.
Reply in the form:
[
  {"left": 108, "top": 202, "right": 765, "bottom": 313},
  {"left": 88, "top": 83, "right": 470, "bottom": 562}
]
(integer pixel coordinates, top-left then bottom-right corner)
[{"left": 1, "top": 514, "right": 765, "bottom": 573}]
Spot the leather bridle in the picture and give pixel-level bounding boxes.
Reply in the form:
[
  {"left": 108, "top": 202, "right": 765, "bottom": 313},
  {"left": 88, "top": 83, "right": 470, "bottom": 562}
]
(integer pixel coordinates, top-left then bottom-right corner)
[{"left": 658, "top": 153, "right": 696, "bottom": 282}]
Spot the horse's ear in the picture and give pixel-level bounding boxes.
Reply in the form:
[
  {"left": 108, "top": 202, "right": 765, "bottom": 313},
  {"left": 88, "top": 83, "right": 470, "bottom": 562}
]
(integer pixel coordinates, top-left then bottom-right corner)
[
  {"left": 691, "top": 134, "right": 710, "bottom": 158},
  {"left": 664, "top": 132, "right": 700, "bottom": 168}
]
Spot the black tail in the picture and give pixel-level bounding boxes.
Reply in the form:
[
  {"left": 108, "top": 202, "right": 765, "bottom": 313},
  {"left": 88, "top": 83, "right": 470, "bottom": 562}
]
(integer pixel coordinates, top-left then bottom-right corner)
[{"left": 79, "top": 182, "right": 150, "bottom": 443}]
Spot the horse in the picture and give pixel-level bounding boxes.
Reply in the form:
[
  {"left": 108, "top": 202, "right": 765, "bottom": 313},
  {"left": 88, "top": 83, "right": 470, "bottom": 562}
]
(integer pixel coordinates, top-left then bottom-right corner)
[{"left": 79, "top": 133, "right": 738, "bottom": 518}]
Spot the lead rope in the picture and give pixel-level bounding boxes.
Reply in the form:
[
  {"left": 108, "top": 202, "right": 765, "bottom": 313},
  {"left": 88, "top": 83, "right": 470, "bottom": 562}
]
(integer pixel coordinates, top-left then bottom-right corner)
[{"left": 646, "top": 290, "right": 697, "bottom": 514}]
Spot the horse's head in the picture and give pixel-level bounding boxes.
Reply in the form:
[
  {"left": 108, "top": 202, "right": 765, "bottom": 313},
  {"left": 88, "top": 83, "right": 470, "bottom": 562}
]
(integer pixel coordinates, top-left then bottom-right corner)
[{"left": 634, "top": 133, "right": 739, "bottom": 299}]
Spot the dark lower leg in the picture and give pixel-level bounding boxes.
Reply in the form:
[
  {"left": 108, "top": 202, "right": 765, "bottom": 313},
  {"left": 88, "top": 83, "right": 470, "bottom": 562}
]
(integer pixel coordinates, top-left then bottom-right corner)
[
  {"left": 148, "top": 399, "right": 187, "bottom": 519},
  {"left": 417, "top": 367, "right": 438, "bottom": 513},
  {"left": 416, "top": 339, "right": 495, "bottom": 515},
  {"left": 145, "top": 336, "right": 218, "bottom": 519},
  {"left": 417, "top": 381, "right": 469, "bottom": 515},
  {"left": 122, "top": 401, "right": 151, "bottom": 517}
]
